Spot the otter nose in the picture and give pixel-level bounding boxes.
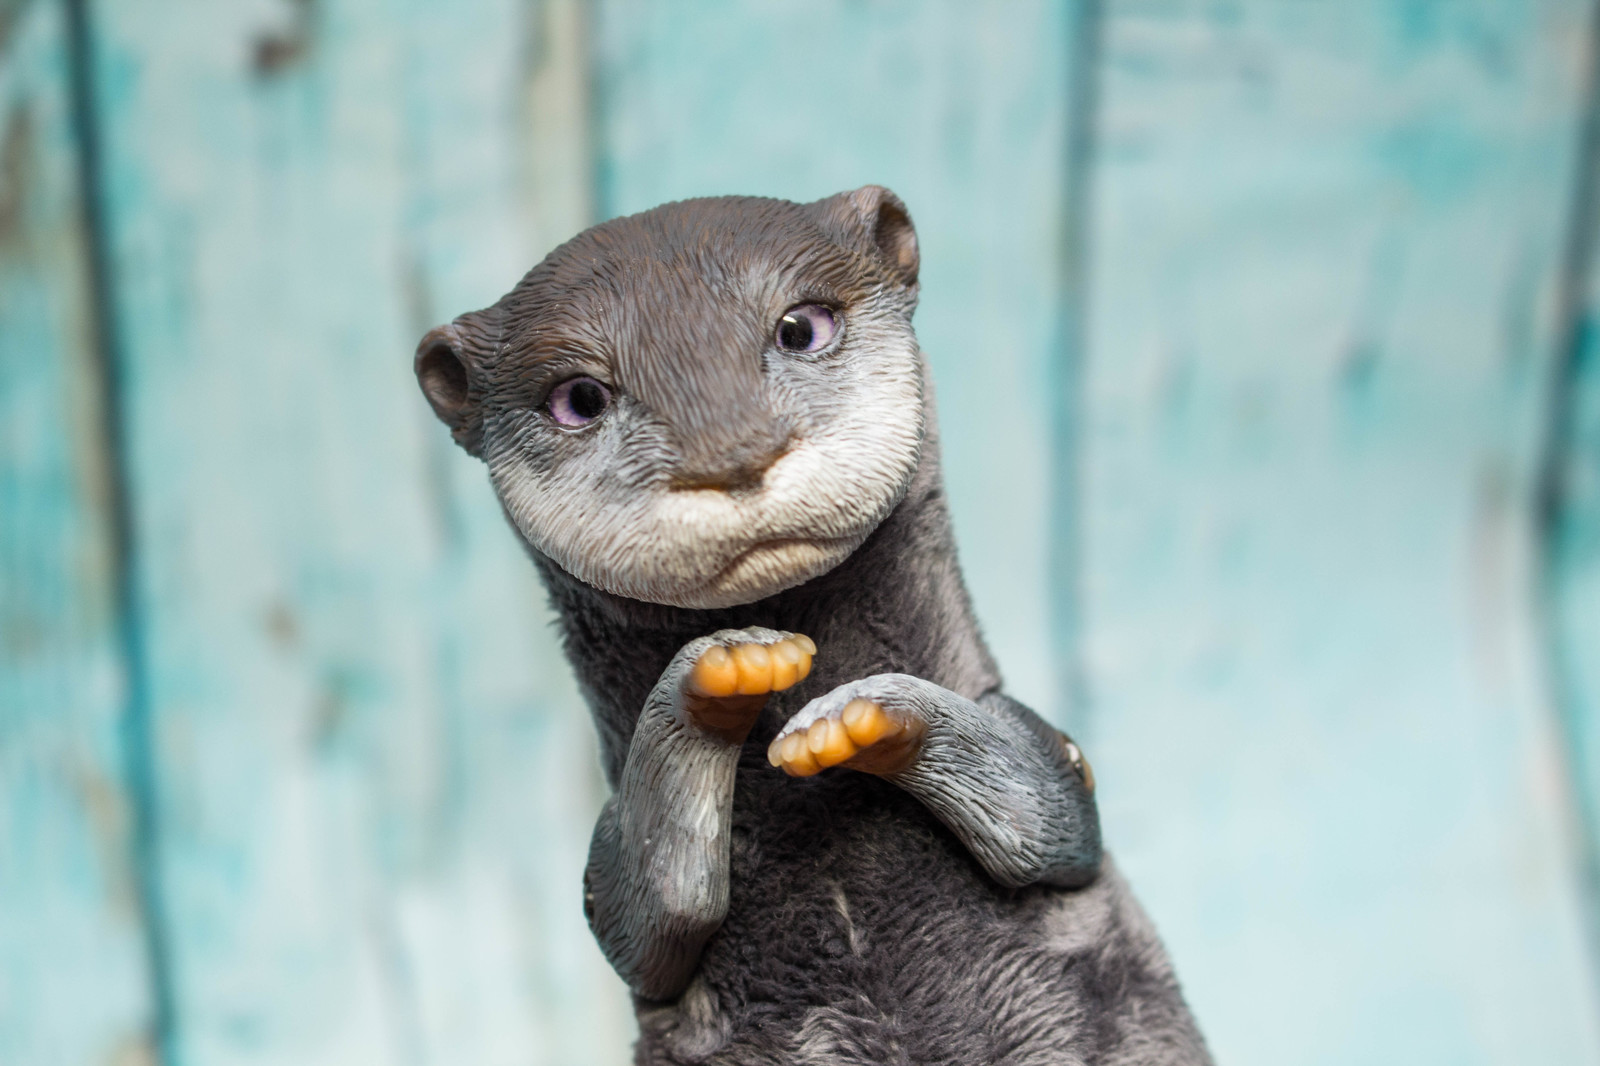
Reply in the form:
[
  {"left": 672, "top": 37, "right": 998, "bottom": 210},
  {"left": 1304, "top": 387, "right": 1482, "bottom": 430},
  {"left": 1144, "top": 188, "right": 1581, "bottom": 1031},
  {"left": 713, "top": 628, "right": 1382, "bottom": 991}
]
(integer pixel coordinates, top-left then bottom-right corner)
[
  {"left": 613, "top": 268, "right": 793, "bottom": 491},
  {"left": 671, "top": 431, "right": 791, "bottom": 492}
]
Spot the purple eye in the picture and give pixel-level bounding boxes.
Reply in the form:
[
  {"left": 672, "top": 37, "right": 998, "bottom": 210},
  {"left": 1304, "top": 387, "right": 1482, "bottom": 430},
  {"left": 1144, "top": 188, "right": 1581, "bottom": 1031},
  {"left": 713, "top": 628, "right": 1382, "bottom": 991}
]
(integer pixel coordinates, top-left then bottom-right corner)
[
  {"left": 776, "top": 304, "right": 839, "bottom": 352},
  {"left": 547, "top": 376, "right": 611, "bottom": 427}
]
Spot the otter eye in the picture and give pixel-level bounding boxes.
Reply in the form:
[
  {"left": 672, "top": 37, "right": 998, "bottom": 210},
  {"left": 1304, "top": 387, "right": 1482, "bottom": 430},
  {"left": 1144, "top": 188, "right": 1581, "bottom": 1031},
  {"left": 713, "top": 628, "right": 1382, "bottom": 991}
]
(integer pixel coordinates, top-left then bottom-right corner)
[
  {"left": 547, "top": 376, "right": 611, "bottom": 427},
  {"left": 776, "top": 304, "right": 838, "bottom": 352}
]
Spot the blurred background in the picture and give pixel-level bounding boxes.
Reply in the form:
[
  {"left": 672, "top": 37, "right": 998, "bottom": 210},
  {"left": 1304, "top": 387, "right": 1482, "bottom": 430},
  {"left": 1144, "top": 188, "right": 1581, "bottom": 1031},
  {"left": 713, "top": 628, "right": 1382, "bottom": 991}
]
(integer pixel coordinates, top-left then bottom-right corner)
[{"left": 4, "top": 0, "right": 1600, "bottom": 1063}]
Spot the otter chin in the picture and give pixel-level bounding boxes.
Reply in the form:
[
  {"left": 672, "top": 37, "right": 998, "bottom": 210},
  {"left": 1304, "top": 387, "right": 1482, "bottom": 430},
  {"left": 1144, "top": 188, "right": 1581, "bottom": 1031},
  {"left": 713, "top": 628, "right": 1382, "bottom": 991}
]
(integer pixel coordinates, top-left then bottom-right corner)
[{"left": 675, "top": 535, "right": 861, "bottom": 610}]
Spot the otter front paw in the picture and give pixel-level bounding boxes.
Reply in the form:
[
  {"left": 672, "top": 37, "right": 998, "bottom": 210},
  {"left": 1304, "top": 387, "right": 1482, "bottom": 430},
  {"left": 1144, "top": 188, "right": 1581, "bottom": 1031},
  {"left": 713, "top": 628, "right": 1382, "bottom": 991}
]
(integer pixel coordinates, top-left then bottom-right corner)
[
  {"left": 687, "top": 633, "right": 815, "bottom": 698},
  {"left": 768, "top": 682, "right": 927, "bottom": 777},
  {"left": 678, "top": 630, "right": 814, "bottom": 740}
]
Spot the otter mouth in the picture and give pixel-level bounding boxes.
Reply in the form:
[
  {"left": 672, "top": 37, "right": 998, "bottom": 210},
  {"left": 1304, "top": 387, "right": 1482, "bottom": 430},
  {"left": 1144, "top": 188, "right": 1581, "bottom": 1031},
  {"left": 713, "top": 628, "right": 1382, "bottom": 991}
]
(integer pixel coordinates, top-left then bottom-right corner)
[
  {"left": 693, "top": 534, "right": 861, "bottom": 606},
  {"left": 715, "top": 535, "right": 855, "bottom": 575}
]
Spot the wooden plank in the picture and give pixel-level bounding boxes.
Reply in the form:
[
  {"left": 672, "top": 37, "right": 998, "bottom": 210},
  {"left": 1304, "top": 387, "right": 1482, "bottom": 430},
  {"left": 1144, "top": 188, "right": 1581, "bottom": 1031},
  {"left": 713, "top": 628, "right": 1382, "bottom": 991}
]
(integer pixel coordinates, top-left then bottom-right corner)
[
  {"left": 1547, "top": 0, "right": 1600, "bottom": 965},
  {"left": 1552, "top": 295, "right": 1600, "bottom": 946},
  {"left": 1549, "top": 267, "right": 1600, "bottom": 980},
  {"left": 85, "top": 0, "right": 629, "bottom": 1062},
  {"left": 1080, "top": 2, "right": 1600, "bottom": 1063},
  {"left": 592, "top": 0, "right": 1083, "bottom": 721},
  {"left": 0, "top": 1, "right": 156, "bottom": 1062}
]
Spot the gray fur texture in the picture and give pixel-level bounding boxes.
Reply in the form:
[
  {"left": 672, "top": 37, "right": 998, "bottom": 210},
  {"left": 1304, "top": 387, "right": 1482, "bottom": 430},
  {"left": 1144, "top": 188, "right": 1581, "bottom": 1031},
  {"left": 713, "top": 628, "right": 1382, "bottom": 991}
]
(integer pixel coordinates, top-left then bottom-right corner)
[{"left": 417, "top": 187, "right": 1210, "bottom": 1064}]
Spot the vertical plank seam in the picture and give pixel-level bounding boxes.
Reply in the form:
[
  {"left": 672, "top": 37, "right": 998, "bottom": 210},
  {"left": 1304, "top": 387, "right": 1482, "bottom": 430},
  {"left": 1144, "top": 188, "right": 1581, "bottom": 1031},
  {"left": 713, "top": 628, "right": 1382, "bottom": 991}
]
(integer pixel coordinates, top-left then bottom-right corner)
[
  {"left": 61, "top": 0, "right": 178, "bottom": 1060},
  {"left": 1537, "top": 0, "right": 1600, "bottom": 1000},
  {"left": 1051, "top": 0, "right": 1102, "bottom": 736}
]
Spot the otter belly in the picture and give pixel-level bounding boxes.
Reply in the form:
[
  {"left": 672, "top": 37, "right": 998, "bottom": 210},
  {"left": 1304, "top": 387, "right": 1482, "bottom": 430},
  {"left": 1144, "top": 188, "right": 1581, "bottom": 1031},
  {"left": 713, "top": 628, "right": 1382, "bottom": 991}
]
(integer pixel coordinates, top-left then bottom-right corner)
[{"left": 631, "top": 769, "right": 1209, "bottom": 1066}]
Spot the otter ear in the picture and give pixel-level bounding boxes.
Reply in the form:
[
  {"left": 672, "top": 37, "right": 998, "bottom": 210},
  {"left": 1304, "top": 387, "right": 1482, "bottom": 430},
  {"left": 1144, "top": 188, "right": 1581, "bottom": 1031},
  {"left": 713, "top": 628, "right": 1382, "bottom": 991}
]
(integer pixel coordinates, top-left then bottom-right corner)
[
  {"left": 415, "top": 313, "right": 492, "bottom": 458},
  {"left": 813, "top": 185, "right": 919, "bottom": 288}
]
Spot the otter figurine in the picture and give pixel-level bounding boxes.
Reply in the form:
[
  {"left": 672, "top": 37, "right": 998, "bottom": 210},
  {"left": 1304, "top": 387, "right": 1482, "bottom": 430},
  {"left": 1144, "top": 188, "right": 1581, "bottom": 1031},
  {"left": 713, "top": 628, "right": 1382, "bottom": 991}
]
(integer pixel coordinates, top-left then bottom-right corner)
[{"left": 414, "top": 187, "right": 1210, "bottom": 1065}]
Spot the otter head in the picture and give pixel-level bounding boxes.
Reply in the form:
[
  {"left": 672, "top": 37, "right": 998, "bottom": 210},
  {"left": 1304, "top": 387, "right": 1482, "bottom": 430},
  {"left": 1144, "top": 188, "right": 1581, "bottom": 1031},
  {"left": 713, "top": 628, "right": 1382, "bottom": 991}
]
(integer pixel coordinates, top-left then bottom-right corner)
[{"left": 415, "top": 186, "right": 925, "bottom": 610}]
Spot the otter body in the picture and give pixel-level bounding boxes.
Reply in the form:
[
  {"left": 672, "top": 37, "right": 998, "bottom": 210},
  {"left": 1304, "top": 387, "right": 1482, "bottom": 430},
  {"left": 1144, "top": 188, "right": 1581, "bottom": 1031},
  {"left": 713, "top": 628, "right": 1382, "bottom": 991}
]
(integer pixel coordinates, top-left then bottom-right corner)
[{"left": 416, "top": 188, "right": 1209, "bottom": 1064}]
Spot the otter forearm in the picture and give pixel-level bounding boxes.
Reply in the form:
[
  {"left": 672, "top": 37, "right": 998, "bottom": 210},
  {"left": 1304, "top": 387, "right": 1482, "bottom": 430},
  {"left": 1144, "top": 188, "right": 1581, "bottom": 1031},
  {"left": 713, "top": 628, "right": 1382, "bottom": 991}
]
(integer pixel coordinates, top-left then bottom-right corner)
[
  {"left": 584, "top": 706, "right": 742, "bottom": 1000},
  {"left": 890, "top": 688, "right": 1101, "bottom": 888},
  {"left": 773, "top": 675, "right": 1101, "bottom": 889},
  {"left": 583, "top": 627, "right": 813, "bottom": 1000}
]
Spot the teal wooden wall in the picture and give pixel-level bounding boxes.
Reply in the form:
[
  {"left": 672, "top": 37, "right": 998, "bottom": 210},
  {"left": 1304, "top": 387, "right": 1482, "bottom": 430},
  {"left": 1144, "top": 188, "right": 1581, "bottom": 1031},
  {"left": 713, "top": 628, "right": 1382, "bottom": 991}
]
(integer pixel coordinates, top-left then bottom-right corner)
[{"left": 4, "top": 1, "right": 1600, "bottom": 1063}]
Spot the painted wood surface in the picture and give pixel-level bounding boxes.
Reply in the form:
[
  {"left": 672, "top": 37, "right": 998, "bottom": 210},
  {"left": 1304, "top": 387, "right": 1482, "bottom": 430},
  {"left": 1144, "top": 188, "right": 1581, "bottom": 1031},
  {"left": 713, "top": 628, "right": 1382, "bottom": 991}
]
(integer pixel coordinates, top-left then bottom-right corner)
[
  {"left": 1079, "top": 3, "right": 1600, "bottom": 1064},
  {"left": 1558, "top": 275, "right": 1600, "bottom": 935},
  {"left": 1552, "top": 250, "right": 1600, "bottom": 990},
  {"left": 82, "top": 0, "right": 628, "bottom": 1062},
  {"left": 0, "top": 2, "right": 154, "bottom": 1063},
  {"left": 1550, "top": 3, "right": 1600, "bottom": 963},
  {"left": 5, "top": 1, "right": 1600, "bottom": 1064}
]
